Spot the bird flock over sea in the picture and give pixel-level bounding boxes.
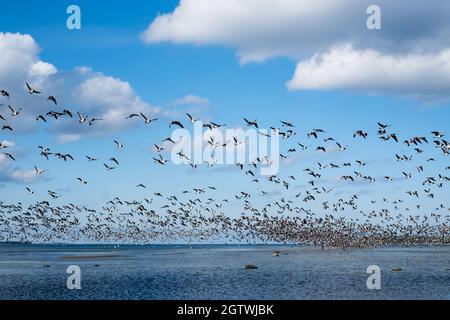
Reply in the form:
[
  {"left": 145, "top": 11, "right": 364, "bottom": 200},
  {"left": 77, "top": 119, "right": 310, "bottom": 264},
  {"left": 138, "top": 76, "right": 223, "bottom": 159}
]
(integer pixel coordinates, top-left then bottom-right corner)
[{"left": 0, "top": 83, "right": 449, "bottom": 248}]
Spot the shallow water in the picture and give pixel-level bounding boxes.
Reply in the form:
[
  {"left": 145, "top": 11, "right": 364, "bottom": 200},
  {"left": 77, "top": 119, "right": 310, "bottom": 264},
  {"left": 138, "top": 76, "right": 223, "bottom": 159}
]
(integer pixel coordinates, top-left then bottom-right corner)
[{"left": 0, "top": 244, "right": 449, "bottom": 300}]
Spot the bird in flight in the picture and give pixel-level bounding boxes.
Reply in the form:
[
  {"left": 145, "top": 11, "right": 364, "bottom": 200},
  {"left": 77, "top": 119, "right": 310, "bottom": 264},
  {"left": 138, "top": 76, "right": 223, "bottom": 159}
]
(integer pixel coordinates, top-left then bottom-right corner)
[
  {"left": 186, "top": 113, "right": 199, "bottom": 124},
  {"left": 114, "top": 140, "right": 124, "bottom": 149},
  {"left": 47, "top": 96, "right": 57, "bottom": 105},
  {"left": 353, "top": 130, "right": 368, "bottom": 139},
  {"left": 169, "top": 120, "right": 184, "bottom": 129},
  {"left": 77, "top": 111, "right": 88, "bottom": 123},
  {"left": 8, "top": 105, "right": 21, "bottom": 116},
  {"left": 3, "top": 152, "right": 16, "bottom": 161},
  {"left": 140, "top": 113, "right": 158, "bottom": 124},
  {"left": 0, "top": 90, "right": 9, "bottom": 98},
  {"left": 244, "top": 118, "right": 258, "bottom": 129},
  {"left": 153, "top": 154, "right": 167, "bottom": 165},
  {"left": 26, "top": 82, "right": 41, "bottom": 94},
  {"left": 77, "top": 178, "right": 88, "bottom": 185}
]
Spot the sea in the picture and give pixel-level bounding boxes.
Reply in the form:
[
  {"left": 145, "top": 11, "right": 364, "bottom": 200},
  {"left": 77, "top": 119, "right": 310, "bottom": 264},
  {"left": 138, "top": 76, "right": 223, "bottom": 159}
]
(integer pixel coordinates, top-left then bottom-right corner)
[{"left": 0, "top": 244, "right": 449, "bottom": 300}]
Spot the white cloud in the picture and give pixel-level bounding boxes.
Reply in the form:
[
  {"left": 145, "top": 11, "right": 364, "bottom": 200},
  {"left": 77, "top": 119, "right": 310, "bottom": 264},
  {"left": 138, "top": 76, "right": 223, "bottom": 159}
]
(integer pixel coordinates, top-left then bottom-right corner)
[
  {"left": 0, "top": 140, "right": 15, "bottom": 148},
  {"left": 142, "top": 0, "right": 450, "bottom": 62},
  {"left": 56, "top": 134, "right": 82, "bottom": 144},
  {"left": 287, "top": 44, "right": 450, "bottom": 100},
  {"left": 0, "top": 154, "right": 45, "bottom": 184},
  {"left": 172, "top": 94, "right": 210, "bottom": 107},
  {"left": 0, "top": 32, "right": 159, "bottom": 138},
  {"left": 142, "top": 0, "right": 450, "bottom": 99},
  {"left": 8, "top": 169, "right": 41, "bottom": 184}
]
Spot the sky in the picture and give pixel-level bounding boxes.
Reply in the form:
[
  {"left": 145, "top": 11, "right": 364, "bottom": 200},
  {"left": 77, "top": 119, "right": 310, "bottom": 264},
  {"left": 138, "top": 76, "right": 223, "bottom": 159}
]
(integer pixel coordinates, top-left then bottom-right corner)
[{"left": 0, "top": 0, "right": 449, "bottom": 220}]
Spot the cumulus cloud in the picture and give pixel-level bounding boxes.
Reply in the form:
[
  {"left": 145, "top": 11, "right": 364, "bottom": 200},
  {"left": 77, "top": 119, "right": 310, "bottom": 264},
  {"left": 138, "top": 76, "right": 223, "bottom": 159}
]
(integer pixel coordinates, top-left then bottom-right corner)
[
  {"left": 286, "top": 44, "right": 450, "bottom": 100},
  {"left": 172, "top": 94, "right": 210, "bottom": 107},
  {"left": 142, "top": 0, "right": 450, "bottom": 99},
  {"left": 7, "top": 169, "right": 42, "bottom": 184},
  {"left": 142, "top": 0, "right": 450, "bottom": 60},
  {"left": 0, "top": 153, "right": 44, "bottom": 184},
  {"left": 0, "top": 32, "right": 159, "bottom": 141}
]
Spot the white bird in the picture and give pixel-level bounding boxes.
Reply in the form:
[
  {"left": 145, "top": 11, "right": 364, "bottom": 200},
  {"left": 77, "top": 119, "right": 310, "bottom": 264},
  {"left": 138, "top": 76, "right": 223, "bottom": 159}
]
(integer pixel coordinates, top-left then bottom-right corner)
[
  {"left": 34, "top": 166, "right": 45, "bottom": 175},
  {"left": 77, "top": 178, "right": 88, "bottom": 185},
  {"left": 114, "top": 140, "right": 124, "bottom": 149},
  {"left": 141, "top": 113, "right": 158, "bottom": 124},
  {"left": 26, "top": 82, "right": 41, "bottom": 94},
  {"left": 153, "top": 154, "right": 167, "bottom": 165},
  {"left": 77, "top": 111, "right": 87, "bottom": 123},
  {"left": 154, "top": 144, "right": 164, "bottom": 152},
  {"left": 186, "top": 113, "right": 199, "bottom": 124},
  {"left": 8, "top": 105, "right": 21, "bottom": 116},
  {"left": 336, "top": 142, "right": 348, "bottom": 151}
]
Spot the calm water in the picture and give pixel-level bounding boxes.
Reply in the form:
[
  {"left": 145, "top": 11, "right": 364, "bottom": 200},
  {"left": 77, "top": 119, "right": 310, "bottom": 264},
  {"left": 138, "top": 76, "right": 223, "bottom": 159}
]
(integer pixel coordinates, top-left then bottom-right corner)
[{"left": 0, "top": 244, "right": 449, "bottom": 300}]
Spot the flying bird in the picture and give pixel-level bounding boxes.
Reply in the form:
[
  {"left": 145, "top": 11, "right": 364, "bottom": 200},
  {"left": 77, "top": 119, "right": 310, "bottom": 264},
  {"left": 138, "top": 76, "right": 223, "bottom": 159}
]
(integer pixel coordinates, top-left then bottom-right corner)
[{"left": 26, "top": 82, "right": 41, "bottom": 94}]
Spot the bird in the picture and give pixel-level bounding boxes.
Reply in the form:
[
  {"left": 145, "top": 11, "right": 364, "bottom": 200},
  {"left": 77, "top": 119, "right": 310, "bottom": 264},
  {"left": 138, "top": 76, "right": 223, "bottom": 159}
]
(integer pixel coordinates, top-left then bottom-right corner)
[
  {"left": 77, "top": 178, "right": 88, "bottom": 185},
  {"left": 280, "top": 120, "right": 294, "bottom": 127},
  {"left": 169, "top": 120, "right": 184, "bottom": 129},
  {"left": 186, "top": 113, "right": 199, "bottom": 124},
  {"left": 8, "top": 105, "right": 21, "bottom": 116},
  {"left": 114, "top": 140, "right": 124, "bottom": 149},
  {"left": 77, "top": 111, "right": 88, "bottom": 123},
  {"left": 36, "top": 115, "right": 47, "bottom": 122},
  {"left": 125, "top": 113, "right": 140, "bottom": 119},
  {"left": 109, "top": 158, "right": 119, "bottom": 166},
  {"left": 244, "top": 118, "right": 258, "bottom": 128},
  {"left": 336, "top": 142, "right": 347, "bottom": 151},
  {"left": 88, "top": 118, "right": 103, "bottom": 126},
  {"left": 377, "top": 122, "right": 390, "bottom": 129},
  {"left": 154, "top": 144, "right": 164, "bottom": 152},
  {"left": 431, "top": 131, "right": 444, "bottom": 138},
  {"left": 47, "top": 96, "right": 57, "bottom": 105},
  {"left": 63, "top": 110, "right": 73, "bottom": 118},
  {"left": 25, "top": 187, "right": 34, "bottom": 195},
  {"left": 141, "top": 113, "right": 158, "bottom": 124},
  {"left": 316, "top": 146, "right": 326, "bottom": 152},
  {"left": 3, "top": 152, "right": 16, "bottom": 161},
  {"left": 153, "top": 154, "right": 167, "bottom": 165},
  {"left": 353, "top": 130, "right": 368, "bottom": 139},
  {"left": 26, "top": 82, "right": 41, "bottom": 94},
  {"left": 103, "top": 163, "right": 116, "bottom": 171},
  {"left": 2, "top": 125, "right": 13, "bottom": 131},
  {"left": 34, "top": 166, "right": 45, "bottom": 175}
]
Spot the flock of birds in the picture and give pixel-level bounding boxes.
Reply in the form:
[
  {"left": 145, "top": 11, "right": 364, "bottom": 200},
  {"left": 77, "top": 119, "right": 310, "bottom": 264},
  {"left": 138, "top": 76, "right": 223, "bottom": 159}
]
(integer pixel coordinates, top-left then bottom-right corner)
[{"left": 0, "top": 83, "right": 449, "bottom": 248}]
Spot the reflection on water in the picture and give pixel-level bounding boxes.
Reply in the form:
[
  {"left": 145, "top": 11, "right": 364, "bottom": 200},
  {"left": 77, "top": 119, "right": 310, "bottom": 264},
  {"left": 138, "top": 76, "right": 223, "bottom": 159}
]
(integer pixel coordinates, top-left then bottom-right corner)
[{"left": 0, "top": 244, "right": 449, "bottom": 300}]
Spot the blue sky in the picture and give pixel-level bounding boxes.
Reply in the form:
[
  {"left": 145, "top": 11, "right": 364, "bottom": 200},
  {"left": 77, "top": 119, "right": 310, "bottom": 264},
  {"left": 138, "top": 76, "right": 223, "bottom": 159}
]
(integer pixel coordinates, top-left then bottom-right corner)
[{"left": 0, "top": 0, "right": 449, "bottom": 221}]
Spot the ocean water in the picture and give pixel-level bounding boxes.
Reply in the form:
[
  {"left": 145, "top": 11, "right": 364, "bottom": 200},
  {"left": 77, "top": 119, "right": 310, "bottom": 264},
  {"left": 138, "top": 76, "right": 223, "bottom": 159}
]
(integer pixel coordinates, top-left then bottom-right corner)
[{"left": 0, "top": 244, "right": 449, "bottom": 300}]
